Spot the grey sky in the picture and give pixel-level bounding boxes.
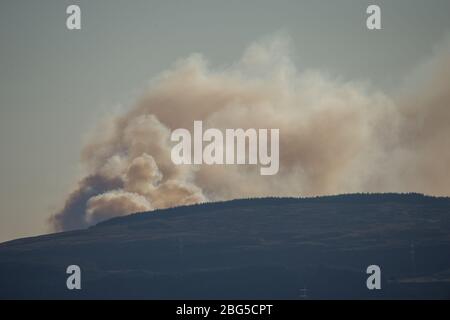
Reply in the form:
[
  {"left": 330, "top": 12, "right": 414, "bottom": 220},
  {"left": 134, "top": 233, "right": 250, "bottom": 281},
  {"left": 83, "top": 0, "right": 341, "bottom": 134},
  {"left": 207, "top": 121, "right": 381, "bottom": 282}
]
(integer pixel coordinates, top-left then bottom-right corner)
[{"left": 1, "top": 0, "right": 450, "bottom": 242}]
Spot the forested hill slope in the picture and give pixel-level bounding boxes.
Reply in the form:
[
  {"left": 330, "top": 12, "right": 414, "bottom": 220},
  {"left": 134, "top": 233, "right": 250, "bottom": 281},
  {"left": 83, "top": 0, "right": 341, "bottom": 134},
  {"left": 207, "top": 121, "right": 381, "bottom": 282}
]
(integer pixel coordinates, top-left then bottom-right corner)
[{"left": 1, "top": 193, "right": 449, "bottom": 299}]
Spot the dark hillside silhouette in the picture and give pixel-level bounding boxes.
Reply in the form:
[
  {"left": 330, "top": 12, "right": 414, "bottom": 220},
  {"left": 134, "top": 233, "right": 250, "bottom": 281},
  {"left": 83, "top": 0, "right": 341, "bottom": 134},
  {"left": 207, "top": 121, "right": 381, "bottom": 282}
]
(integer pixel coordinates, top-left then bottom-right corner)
[{"left": 1, "top": 193, "right": 449, "bottom": 299}]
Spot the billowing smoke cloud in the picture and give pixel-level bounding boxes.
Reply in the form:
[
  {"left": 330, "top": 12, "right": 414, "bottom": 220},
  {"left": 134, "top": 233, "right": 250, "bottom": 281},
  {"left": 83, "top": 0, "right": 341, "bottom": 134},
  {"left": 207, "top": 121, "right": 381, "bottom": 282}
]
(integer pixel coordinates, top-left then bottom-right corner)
[
  {"left": 86, "top": 191, "right": 152, "bottom": 225},
  {"left": 50, "top": 35, "right": 450, "bottom": 231}
]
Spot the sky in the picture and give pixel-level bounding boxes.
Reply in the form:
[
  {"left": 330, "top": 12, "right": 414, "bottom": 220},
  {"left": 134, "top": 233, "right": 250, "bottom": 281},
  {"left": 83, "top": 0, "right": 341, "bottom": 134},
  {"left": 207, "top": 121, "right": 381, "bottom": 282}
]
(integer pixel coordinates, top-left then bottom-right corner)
[{"left": 1, "top": 0, "right": 450, "bottom": 242}]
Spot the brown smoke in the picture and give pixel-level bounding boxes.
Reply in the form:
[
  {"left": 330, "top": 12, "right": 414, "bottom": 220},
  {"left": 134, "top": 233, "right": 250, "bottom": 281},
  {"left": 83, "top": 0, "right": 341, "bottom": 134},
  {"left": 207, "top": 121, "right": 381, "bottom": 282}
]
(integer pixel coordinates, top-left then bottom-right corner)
[{"left": 50, "top": 36, "right": 450, "bottom": 231}]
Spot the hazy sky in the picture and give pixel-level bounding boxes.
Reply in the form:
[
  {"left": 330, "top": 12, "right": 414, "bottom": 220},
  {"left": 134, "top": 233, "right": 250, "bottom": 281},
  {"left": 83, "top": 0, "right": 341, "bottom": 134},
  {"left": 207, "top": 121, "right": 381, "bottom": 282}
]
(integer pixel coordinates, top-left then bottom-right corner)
[{"left": 1, "top": 0, "right": 450, "bottom": 242}]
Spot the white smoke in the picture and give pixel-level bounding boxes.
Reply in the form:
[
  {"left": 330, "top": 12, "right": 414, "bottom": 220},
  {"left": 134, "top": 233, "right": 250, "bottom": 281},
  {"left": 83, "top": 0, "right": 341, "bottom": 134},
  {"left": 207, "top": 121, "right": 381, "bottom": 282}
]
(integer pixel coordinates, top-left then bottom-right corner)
[{"left": 49, "top": 35, "right": 450, "bottom": 231}]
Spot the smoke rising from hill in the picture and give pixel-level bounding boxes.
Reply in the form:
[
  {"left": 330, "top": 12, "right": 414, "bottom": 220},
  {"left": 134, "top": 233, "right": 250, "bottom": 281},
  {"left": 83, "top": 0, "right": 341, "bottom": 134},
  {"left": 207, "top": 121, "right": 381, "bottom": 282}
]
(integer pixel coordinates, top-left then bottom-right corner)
[{"left": 49, "top": 36, "right": 450, "bottom": 231}]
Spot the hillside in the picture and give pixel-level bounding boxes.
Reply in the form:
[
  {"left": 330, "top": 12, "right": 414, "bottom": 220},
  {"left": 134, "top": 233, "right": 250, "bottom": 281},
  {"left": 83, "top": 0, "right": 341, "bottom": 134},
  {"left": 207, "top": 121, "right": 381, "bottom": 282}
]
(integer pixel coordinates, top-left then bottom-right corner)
[{"left": 1, "top": 194, "right": 450, "bottom": 299}]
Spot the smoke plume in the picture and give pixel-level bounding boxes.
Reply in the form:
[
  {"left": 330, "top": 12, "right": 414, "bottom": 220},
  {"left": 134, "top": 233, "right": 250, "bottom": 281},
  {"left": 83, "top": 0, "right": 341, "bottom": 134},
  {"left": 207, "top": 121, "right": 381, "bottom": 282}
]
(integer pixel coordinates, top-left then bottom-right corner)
[{"left": 49, "top": 36, "right": 450, "bottom": 231}]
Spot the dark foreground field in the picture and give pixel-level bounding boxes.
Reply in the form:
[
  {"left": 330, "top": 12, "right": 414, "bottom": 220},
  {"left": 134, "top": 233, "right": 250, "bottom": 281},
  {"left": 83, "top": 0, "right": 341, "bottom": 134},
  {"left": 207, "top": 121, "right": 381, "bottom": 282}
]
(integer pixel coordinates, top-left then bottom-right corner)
[{"left": 1, "top": 193, "right": 450, "bottom": 299}]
